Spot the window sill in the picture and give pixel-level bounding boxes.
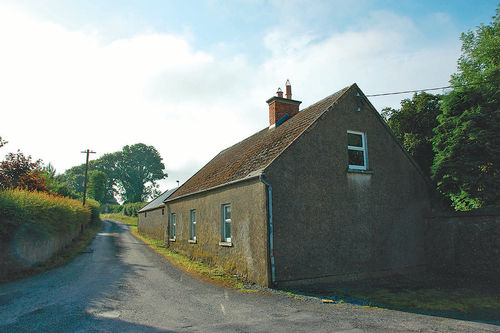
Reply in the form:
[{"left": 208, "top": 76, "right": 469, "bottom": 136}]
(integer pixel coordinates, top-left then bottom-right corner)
[
  {"left": 347, "top": 168, "right": 373, "bottom": 174},
  {"left": 169, "top": 238, "right": 176, "bottom": 242},
  {"left": 188, "top": 239, "right": 197, "bottom": 244},
  {"left": 219, "top": 241, "right": 233, "bottom": 247}
]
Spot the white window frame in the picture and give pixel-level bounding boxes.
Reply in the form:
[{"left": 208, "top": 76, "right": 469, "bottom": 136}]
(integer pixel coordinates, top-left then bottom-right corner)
[
  {"left": 222, "top": 204, "right": 231, "bottom": 243},
  {"left": 347, "top": 130, "right": 368, "bottom": 170},
  {"left": 189, "top": 209, "right": 196, "bottom": 241},
  {"left": 170, "top": 213, "right": 176, "bottom": 240}
]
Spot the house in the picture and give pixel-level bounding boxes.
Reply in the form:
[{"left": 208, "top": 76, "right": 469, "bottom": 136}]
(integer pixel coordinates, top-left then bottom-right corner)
[
  {"left": 138, "top": 187, "right": 178, "bottom": 240},
  {"left": 162, "top": 81, "right": 431, "bottom": 287}
]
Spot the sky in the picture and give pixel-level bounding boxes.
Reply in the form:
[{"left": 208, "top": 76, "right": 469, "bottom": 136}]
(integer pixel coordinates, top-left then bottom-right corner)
[{"left": 0, "top": 0, "right": 498, "bottom": 196}]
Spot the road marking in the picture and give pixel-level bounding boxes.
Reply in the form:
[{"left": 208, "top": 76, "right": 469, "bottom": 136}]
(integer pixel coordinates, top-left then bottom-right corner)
[{"left": 220, "top": 304, "right": 226, "bottom": 314}]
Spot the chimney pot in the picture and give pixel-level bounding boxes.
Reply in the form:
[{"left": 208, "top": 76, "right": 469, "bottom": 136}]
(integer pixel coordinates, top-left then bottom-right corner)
[
  {"left": 276, "top": 87, "right": 283, "bottom": 98},
  {"left": 285, "top": 79, "right": 292, "bottom": 99}
]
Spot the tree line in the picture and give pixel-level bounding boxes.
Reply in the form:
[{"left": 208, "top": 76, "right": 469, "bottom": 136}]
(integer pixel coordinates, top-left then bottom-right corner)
[
  {"left": 0, "top": 143, "right": 167, "bottom": 205},
  {"left": 382, "top": 6, "right": 499, "bottom": 211}
]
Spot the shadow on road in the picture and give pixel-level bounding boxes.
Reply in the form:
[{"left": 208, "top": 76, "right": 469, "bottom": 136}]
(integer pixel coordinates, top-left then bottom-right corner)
[{"left": 0, "top": 220, "right": 173, "bottom": 331}]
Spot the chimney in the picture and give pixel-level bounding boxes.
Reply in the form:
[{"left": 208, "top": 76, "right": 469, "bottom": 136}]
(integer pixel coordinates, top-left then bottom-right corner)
[
  {"left": 285, "top": 79, "right": 291, "bottom": 99},
  {"left": 266, "top": 80, "right": 302, "bottom": 128}
]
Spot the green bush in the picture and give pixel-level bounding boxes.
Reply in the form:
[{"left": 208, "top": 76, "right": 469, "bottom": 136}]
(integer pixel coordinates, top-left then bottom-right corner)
[
  {"left": 123, "top": 202, "right": 146, "bottom": 217},
  {"left": 86, "top": 198, "right": 101, "bottom": 224},
  {"left": 0, "top": 189, "right": 95, "bottom": 241},
  {"left": 100, "top": 203, "right": 122, "bottom": 214}
]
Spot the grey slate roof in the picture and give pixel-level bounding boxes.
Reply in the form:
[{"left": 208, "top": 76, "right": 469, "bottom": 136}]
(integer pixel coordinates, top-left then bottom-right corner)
[{"left": 138, "top": 187, "right": 178, "bottom": 213}]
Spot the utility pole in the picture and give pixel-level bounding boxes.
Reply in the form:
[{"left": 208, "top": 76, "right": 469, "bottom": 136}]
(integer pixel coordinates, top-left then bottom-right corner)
[{"left": 81, "top": 149, "right": 96, "bottom": 206}]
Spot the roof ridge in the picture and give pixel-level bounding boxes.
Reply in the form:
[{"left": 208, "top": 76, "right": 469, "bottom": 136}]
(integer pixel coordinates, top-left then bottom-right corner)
[
  {"left": 167, "top": 85, "right": 353, "bottom": 201},
  {"left": 300, "top": 86, "right": 351, "bottom": 112},
  {"left": 261, "top": 85, "right": 352, "bottom": 173}
]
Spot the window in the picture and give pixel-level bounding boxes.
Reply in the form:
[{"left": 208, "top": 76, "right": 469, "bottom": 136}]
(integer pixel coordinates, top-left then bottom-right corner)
[
  {"left": 162, "top": 208, "right": 165, "bottom": 215},
  {"left": 144, "top": 212, "right": 147, "bottom": 218},
  {"left": 222, "top": 204, "right": 231, "bottom": 243},
  {"left": 347, "top": 131, "right": 368, "bottom": 170},
  {"left": 170, "top": 213, "right": 176, "bottom": 240},
  {"left": 190, "top": 210, "right": 196, "bottom": 241}
]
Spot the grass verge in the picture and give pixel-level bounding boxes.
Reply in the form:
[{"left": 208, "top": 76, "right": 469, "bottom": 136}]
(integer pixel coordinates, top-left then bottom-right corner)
[
  {"left": 0, "top": 220, "right": 103, "bottom": 284},
  {"left": 295, "top": 274, "right": 500, "bottom": 318},
  {"left": 102, "top": 214, "right": 254, "bottom": 291}
]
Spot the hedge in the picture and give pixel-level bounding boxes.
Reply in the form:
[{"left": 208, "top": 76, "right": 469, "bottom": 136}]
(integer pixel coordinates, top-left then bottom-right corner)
[{"left": 0, "top": 189, "right": 100, "bottom": 241}]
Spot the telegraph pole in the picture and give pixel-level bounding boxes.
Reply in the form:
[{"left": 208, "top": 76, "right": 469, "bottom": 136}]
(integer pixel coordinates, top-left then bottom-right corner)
[{"left": 81, "top": 149, "right": 96, "bottom": 206}]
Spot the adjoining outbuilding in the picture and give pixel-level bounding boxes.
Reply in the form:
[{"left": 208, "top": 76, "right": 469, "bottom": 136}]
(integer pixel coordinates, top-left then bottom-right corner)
[{"left": 138, "top": 187, "right": 178, "bottom": 240}]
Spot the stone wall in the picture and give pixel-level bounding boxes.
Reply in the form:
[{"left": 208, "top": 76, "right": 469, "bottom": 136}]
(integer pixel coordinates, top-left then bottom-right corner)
[
  {"left": 0, "top": 223, "right": 82, "bottom": 279},
  {"left": 425, "top": 212, "right": 500, "bottom": 281}
]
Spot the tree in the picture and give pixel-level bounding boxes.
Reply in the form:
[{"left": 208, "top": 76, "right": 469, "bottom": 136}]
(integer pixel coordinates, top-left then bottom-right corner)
[
  {"left": 382, "top": 92, "right": 442, "bottom": 177},
  {"left": 0, "top": 151, "right": 49, "bottom": 192},
  {"left": 115, "top": 143, "right": 167, "bottom": 203},
  {"left": 58, "top": 164, "right": 87, "bottom": 194},
  {"left": 58, "top": 143, "right": 167, "bottom": 203},
  {"left": 39, "top": 163, "right": 78, "bottom": 198},
  {"left": 432, "top": 6, "right": 500, "bottom": 210},
  {"left": 90, "top": 152, "right": 121, "bottom": 204},
  {"left": 87, "top": 170, "right": 108, "bottom": 203},
  {"left": 0, "top": 136, "right": 7, "bottom": 149}
]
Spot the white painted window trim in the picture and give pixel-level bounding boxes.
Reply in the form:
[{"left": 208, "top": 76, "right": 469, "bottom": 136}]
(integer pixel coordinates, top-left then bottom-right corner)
[
  {"left": 347, "top": 130, "right": 368, "bottom": 170},
  {"left": 170, "top": 213, "right": 176, "bottom": 241},
  {"left": 222, "top": 204, "right": 231, "bottom": 243},
  {"left": 190, "top": 209, "right": 196, "bottom": 241}
]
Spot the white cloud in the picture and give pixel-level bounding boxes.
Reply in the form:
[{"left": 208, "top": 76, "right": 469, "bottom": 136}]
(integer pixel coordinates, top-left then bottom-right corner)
[
  {"left": 259, "top": 9, "right": 459, "bottom": 112},
  {"left": 0, "top": 4, "right": 461, "bottom": 194}
]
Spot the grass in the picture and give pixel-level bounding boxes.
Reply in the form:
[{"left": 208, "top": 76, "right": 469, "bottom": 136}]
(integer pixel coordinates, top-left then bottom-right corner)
[
  {"left": 296, "top": 274, "right": 500, "bottom": 318},
  {"left": 353, "top": 287, "right": 500, "bottom": 313},
  {"left": 133, "top": 231, "right": 249, "bottom": 289},
  {"left": 0, "top": 220, "right": 103, "bottom": 284},
  {"left": 101, "top": 213, "right": 138, "bottom": 226}
]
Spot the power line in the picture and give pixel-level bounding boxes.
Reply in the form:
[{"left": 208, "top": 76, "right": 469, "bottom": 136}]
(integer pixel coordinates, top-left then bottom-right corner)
[
  {"left": 366, "top": 79, "right": 497, "bottom": 97},
  {"left": 366, "top": 86, "right": 452, "bottom": 97}
]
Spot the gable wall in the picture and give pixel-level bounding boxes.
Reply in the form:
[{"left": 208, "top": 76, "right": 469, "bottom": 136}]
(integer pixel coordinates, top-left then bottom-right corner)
[
  {"left": 138, "top": 207, "right": 166, "bottom": 240},
  {"left": 266, "top": 87, "right": 431, "bottom": 285},
  {"left": 166, "top": 178, "right": 270, "bottom": 286}
]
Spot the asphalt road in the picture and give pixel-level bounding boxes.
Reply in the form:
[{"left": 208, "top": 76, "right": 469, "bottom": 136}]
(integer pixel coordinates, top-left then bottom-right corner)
[{"left": 0, "top": 220, "right": 498, "bottom": 332}]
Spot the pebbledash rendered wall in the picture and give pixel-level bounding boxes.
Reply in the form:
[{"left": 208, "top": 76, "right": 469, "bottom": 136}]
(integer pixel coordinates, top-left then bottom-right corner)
[
  {"left": 166, "top": 178, "right": 270, "bottom": 286},
  {"left": 138, "top": 206, "right": 166, "bottom": 240},
  {"left": 265, "top": 86, "right": 431, "bottom": 285},
  {"left": 425, "top": 212, "right": 500, "bottom": 281},
  {"left": 0, "top": 222, "right": 82, "bottom": 279}
]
